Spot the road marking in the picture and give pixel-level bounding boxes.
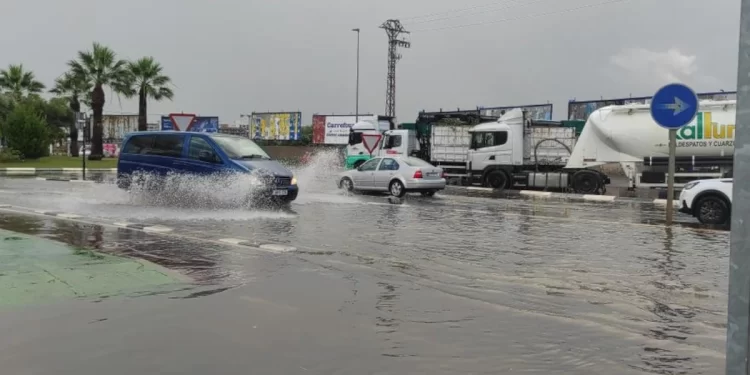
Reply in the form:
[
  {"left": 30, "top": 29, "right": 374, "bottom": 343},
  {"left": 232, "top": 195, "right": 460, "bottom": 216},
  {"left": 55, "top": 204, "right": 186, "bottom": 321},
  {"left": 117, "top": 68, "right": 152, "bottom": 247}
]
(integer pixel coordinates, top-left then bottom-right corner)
[
  {"left": 582, "top": 195, "right": 617, "bottom": 202},
  {"left": 57, "top": 213, "right": 82, "bottom": 219},
  {"left": 466, "top": 187, "right": 493, "bottom": 191},
  {"left": 62, "top": 168, "right": 83, "bottom": 172},
  {"left": 219, "top": 238, "right": 248, "bottom": 245},
  {"left": 653, "top": 199, "right": 680, "bottom": 205},
  {"left": 69, "top": 179, "right": 95, "bottom": 183},
  {"left": 143, "top": 225, "right": 173, "bottom": 233},
  {"left": 260, "top": 244, "right": 297, "bottom": 252},
  {"left": 520, "top": 190, "right": 552, "bottom": 197},
  {"left": 5, "top": 168, "right": 36, "bottom": 175}
]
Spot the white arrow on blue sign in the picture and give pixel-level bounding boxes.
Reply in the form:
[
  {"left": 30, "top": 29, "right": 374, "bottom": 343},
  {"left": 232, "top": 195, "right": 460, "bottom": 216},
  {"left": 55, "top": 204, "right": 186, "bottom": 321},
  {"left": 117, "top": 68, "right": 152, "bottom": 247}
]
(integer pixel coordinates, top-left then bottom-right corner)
[{"left": 649, "top": 83, "right": 700, "bottom": 129}]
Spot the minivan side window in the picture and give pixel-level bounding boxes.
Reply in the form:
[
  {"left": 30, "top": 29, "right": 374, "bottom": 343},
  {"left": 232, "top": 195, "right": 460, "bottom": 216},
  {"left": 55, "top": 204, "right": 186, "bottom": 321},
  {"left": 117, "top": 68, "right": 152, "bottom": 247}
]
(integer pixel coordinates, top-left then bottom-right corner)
[
  {"left": 188, "top": 136, "right": 220, "bottom": 163},
  {"left": 122, "top": 135, "right": 154, "bottom": 154},
  {"left": 149, "top": 135, "right": 185, "bottom": 158}
]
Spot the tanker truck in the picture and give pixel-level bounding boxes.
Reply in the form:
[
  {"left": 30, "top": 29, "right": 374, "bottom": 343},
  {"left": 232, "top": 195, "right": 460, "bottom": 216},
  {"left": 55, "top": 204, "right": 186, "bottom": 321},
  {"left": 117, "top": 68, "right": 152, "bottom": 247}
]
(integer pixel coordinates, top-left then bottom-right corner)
[
  {"left": 464, "top": 100, "right": 735, "bottom": 193},
  {"left": 566, "top": 99, "right": 735, "bottom": 189}
]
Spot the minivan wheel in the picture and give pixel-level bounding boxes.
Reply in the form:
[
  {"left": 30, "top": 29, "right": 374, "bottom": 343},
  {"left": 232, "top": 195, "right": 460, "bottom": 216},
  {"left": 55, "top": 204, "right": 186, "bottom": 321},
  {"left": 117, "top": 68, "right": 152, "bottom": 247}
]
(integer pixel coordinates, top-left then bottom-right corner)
[
  {"left": 695, "top": 195, "right": 730, "bottom": 225},
  {"left": 389, "top": 180, "right": 406, "bottom": 198}
]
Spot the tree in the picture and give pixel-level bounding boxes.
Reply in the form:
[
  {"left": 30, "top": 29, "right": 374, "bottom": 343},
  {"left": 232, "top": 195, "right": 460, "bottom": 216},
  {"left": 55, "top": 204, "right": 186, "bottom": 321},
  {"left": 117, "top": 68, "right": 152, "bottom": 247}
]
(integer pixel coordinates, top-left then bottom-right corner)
[
  {"left": 68, "top": 42, "right": 129, "bottom": 160},
  {"left": 49, "top": 72, "right": 91, "bottom": 156},
  {"left": 0, "top": 64, "right": 45, "bottom": 99},
  {"left": 4, "top": 100, "right": 50, "bottom": 159},
  {"left": 123, "top": 57, "right": 174, "bottom": 131}
]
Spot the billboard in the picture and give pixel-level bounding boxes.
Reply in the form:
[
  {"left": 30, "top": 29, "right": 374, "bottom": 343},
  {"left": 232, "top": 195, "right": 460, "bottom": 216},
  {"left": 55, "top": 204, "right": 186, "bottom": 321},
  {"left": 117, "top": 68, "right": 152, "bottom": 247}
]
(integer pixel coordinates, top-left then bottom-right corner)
[
  {"left": 250, "top": 112, "right": 302, "bottom": 141},
  {"left": 312, "top": 114, "right": 377, "bottom": 144},
  {"left": 95, "top": 114, "right": 139, "bottom": 143},
  {"left": 479, "top": 103, "right": 553, "bottom": 121},
  {"left": 567, "top": 91, "right": 736, "bottom": 121},
  {"left": 160, "top": 116, "right": 219, "bottom": 132}
]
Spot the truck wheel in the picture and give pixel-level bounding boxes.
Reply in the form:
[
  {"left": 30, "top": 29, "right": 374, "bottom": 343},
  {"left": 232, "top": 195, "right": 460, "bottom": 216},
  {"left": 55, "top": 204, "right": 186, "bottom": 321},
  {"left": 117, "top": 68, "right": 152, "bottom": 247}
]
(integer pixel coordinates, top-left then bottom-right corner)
[
  {"left": 389, "top": 180, "right": 406, "bottom": 198},
  {"left": 485, "top": 170, "right": 509, "bottom": 190},
  {"left": 695, "top": 195, "right": 730, "bottom": 225},
  {"left": 572, "top": 170, "right": 600, "bottom": 194}
]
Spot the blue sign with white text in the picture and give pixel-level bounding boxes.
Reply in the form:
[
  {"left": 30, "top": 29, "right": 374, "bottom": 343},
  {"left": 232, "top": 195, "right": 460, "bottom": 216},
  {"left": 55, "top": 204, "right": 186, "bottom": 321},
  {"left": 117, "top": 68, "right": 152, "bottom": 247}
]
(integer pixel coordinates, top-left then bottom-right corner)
[
  {"left": 650, "top": 83, "right": 699, "bottom": 129},
  {"left": 161, "top": 116, "right": 219, "bottom": 132}
]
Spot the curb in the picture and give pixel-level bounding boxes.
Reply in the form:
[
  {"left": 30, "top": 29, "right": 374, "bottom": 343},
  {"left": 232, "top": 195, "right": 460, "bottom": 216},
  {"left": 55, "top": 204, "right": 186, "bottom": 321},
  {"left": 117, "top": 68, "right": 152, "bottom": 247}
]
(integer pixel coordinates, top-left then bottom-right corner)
[
  {"left": 445, "top": 186, "right": 679, "bottom": 207},
  {"left": 1, "top": 168, "right": 117, "bottom": 175}
]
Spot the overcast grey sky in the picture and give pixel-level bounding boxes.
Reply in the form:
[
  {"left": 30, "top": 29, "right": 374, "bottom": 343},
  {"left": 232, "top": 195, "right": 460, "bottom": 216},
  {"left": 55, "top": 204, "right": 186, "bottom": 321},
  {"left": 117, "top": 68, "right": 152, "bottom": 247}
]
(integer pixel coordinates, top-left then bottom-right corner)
[{"left": 1, "top": 0, "right": 740, "bottom": 123}]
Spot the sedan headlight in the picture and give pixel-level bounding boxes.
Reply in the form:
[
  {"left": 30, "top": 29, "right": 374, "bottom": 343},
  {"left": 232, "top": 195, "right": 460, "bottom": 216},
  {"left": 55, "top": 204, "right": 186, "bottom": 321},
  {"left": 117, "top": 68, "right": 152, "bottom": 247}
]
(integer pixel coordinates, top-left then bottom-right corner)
[
  {"left": 291, "top": 176, "right": 297, "bottom": 185},
  {"left": 682, "top": 181, "right": 700, "bottom": 190}
]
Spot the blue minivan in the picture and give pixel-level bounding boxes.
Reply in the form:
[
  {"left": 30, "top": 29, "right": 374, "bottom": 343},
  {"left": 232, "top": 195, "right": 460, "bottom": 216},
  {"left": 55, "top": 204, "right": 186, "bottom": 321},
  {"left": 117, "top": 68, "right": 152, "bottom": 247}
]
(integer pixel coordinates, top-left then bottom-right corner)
[{"left": 117, "top": 131, "right": 298, "bottom": 203}]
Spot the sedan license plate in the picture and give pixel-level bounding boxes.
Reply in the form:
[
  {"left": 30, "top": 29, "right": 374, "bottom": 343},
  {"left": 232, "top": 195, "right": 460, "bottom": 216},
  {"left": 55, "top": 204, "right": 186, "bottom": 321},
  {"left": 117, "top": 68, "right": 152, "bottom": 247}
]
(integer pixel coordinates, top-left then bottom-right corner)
[
  {"left": 425, "top": 172, "right": 439, "bottom": 177},
  {"left": 272, "top": 189, "right": 288, "bottom": 196}
]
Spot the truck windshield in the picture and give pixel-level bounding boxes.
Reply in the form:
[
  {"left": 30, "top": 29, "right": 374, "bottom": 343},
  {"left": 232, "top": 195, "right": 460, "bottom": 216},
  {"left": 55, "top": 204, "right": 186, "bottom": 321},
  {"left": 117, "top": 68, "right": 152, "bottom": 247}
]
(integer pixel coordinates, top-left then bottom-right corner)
[
  {"left": 349, "top": 132, "right": 362, "bottom": 145},
  {"left": 210, "top": 135, "right": 270, "bottom": 159}
]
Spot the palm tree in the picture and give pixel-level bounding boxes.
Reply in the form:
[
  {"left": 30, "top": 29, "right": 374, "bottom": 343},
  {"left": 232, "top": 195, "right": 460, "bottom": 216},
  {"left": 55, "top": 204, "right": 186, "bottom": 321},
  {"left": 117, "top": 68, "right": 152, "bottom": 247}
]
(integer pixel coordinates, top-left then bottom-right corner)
[
  {"left": 0, "top": 64, "right": 45, "bottom": 99},
  {"left": 123, "top": 57, "right": 174, "bottom": 131},
  {"left": 49, "top": 72, "right": 91, "bottom": 157},
  {"left": 68, "top": 42, "right": 129, "bottom": 160}
]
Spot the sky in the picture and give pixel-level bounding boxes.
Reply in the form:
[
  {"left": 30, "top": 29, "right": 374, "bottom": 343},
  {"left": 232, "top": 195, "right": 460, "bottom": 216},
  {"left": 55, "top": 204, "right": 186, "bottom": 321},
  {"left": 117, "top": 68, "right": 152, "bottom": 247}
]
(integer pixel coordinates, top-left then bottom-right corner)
[{"left": 0, "top": 0, "right": 741, "bottom": 124}]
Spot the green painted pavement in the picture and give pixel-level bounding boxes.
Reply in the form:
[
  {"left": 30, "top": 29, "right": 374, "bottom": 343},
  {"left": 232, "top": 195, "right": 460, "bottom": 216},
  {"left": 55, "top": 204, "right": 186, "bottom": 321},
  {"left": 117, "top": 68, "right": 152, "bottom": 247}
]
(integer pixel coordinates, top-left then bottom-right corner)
[{"left": 0, "top": 229, "right": 187, "bottom": 307}]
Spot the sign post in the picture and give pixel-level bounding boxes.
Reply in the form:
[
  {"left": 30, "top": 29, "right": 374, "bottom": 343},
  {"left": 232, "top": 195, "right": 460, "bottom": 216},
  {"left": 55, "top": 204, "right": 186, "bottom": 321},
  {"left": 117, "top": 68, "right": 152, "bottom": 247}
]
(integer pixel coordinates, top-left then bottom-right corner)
[
  {"left": 649, "top": 83, "right": 699, "bottom": 225},
  {"left": 361, "top": 134, "right": 383, "bottom": 157},
  {"left": 76, "top": 112, "right": 87, "bottom": 180},
  {"left": 726, "top": 0, "right": 750, "bottom": 373}
]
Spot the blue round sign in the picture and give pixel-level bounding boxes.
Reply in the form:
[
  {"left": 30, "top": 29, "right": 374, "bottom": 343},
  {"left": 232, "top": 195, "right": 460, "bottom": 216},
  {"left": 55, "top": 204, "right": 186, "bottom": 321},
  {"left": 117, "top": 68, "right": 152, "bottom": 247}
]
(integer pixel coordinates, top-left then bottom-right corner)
[{"left": 650, "top": 83, "right": 699, "bottom": 129}]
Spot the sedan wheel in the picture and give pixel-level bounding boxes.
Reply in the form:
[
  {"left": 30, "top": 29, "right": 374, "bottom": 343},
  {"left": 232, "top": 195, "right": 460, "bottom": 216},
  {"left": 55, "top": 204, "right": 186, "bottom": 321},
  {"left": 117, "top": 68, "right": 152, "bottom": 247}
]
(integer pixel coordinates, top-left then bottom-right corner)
[
  {"left": 340, "top": 177, "right": 354, "bottom": 192},
  {"left": 389, "top": 180, "right": 406, "bottom": 198}
]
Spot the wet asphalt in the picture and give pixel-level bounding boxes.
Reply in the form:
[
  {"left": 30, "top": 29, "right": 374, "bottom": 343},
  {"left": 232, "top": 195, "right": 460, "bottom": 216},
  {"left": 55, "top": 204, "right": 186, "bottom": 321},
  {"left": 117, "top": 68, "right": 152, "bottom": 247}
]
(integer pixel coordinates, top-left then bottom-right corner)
[{"left": 0, "top": 165, "right": 730, "bottom": 375}]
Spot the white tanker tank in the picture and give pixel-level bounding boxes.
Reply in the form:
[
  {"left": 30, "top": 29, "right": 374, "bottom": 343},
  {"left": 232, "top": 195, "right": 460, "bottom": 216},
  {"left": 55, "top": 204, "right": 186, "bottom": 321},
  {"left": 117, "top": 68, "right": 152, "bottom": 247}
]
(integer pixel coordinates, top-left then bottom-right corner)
[{"left": 566, "top": 100, "right": 736, "bottom": 188}]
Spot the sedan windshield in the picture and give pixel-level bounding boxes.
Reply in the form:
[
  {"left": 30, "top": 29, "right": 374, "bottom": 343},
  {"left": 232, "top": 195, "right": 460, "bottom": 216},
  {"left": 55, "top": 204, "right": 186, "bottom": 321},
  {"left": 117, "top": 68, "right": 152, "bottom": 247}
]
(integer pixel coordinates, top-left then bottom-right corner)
[{"left": 210, "top": 135, "right": 270, "bottom": 159}]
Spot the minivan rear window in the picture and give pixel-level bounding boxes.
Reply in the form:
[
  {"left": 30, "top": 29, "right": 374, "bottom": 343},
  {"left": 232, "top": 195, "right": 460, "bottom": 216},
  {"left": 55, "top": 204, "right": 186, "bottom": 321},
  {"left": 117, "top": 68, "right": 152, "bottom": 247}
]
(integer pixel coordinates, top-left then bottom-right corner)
[{"left": 122, "top": 134, "right": 185, "bottom": 158}]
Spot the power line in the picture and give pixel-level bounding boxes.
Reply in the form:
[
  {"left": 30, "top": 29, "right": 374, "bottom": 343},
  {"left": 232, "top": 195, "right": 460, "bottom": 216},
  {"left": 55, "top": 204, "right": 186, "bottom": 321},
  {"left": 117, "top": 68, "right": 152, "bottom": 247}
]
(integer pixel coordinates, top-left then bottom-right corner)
[
  {"left": 405, "top": 0, "right": 551, "bottom": 26},
  {"left": 400, "top": 0, "right": 522, "bottom": 22},
  {"left": 411, "top": 0, "right": 630, "bottom": 32}
]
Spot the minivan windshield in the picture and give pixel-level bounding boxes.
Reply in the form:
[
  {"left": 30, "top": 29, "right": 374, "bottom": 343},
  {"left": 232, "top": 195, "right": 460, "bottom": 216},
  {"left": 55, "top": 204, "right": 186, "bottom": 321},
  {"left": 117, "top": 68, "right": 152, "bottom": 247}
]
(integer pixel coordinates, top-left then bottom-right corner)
[{"left": 210, "top": 135, "right": 270, "bottom": 159}]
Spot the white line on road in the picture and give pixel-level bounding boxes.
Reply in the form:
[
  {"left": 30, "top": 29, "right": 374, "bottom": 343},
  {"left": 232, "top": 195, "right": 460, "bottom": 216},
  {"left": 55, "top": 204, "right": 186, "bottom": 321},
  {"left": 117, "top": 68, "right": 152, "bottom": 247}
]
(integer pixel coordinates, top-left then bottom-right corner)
[
  {"left": 57, "top": 213, "right": 82, "bottom": 219},
  {"left": 653, "top": 199, "right": 681, "bottom": 206},
  {"left": 143, "top": 225, "right": 173, "bottom": 233},
  {"left": 260, "top": 244, "right": 297, "bottom": 253},
  {"left": 219, "top": 238, "right": 248, "bottom": 245},
  {"left": 466, "top": 187, "right": 493, "bottom": 191}
]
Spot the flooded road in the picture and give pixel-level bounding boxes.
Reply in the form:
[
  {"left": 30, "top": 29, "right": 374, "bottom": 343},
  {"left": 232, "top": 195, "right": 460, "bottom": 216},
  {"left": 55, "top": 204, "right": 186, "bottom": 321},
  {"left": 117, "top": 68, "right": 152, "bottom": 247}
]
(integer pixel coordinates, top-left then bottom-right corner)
[{"left": 0, "top": 164, "right": 730, "bottom": 374}]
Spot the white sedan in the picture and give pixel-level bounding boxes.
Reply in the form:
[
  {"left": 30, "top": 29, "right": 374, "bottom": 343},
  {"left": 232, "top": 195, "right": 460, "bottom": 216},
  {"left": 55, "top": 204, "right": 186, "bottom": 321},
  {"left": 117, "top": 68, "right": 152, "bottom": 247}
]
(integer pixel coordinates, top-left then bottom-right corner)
[{"left": 338, "top": 156, "right": 446, "bottom": 197}]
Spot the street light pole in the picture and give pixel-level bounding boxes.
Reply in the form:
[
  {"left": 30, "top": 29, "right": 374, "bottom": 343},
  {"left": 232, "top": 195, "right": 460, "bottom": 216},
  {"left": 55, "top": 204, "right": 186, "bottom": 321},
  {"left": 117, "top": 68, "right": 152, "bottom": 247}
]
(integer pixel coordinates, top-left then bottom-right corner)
[{"left": 352, "top": 28, "right": 360, "bottom": 122}]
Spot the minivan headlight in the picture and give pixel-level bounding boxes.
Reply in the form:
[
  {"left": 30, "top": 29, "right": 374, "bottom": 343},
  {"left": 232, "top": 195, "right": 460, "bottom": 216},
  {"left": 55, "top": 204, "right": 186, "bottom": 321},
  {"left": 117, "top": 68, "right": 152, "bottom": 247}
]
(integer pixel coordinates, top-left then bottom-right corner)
[
  {"left": 291, "top": 176, "right": 297, "bottom": 185},
  {"left": 683, "top": 181, "right": 700, "bottom": 190}
]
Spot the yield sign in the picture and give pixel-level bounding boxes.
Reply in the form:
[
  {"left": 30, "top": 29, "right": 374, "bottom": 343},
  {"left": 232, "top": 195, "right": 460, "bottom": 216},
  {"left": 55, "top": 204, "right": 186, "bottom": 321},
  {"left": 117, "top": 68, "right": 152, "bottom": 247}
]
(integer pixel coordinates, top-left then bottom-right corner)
[
  {"left": 361, "top": 133, "right": 382, "bottom": 155},
  {"left": 169, "top": 113, "right": 196, "bottom": 131}
]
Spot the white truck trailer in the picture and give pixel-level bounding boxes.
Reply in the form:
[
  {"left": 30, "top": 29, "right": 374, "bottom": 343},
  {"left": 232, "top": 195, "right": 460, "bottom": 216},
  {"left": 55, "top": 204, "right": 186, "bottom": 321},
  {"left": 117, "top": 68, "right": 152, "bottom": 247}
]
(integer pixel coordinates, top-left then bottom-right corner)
[{"left": 566, "top": 99, "right": 735, "bottom": 189}]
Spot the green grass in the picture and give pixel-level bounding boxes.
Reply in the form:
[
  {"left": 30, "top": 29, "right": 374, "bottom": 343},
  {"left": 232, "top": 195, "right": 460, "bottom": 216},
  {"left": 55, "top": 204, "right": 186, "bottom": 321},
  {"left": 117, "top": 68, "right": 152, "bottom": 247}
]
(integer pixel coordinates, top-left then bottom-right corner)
[{"left": 0, "top": 156, "right": 118, "bottom": 168}]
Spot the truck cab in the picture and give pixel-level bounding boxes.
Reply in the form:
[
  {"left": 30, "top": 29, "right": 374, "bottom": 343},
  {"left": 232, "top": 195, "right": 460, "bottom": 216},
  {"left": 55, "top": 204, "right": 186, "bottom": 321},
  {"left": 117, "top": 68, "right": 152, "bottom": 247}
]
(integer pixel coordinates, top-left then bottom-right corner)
[
  {"left": 465, "top": 109, "right": 528, "bottom": 185},
  {"left": 346, "top": 119, "right": 381, "bottom": 169}
]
